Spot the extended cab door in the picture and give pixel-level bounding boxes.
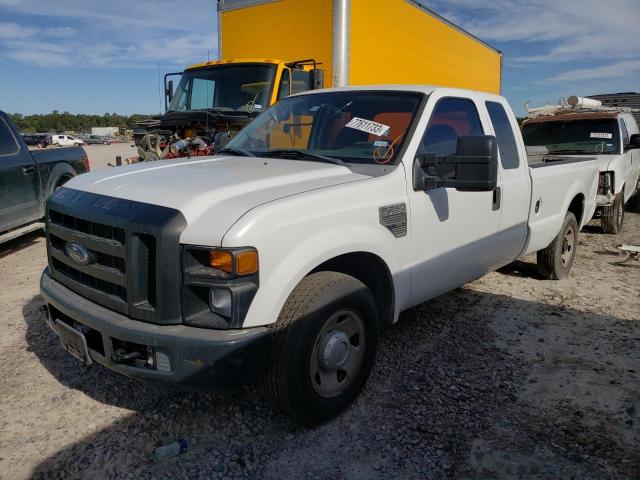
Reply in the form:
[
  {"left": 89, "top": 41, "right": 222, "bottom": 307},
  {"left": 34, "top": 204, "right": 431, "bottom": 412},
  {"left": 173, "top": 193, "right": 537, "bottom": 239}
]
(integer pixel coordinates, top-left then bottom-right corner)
[
  {"left": 406, "top": 94, "right": 504, "bottom": 306},
  {"left": 0, "top": 116, "right": 40, "bottom": 232},
  {"left": 483, "top": 99, "right": 530, "bottom": 260}
]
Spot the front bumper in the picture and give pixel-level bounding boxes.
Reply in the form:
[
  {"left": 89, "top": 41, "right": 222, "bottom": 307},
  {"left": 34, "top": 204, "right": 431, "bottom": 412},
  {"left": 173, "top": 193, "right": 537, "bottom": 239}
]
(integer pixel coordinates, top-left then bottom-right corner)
[
  {"left": 595, "top": 192, "right": 616, "bottom": 207},
  {"left": 40, "top": 270, "right": 271, "bottom": 391}
]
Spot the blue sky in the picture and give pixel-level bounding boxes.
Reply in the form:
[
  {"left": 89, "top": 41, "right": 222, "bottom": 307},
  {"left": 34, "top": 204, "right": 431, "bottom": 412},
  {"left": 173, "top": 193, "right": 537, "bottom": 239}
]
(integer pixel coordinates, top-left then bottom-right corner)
[{"left": 0, "top": 0, "right": 638, "bottom": 117}]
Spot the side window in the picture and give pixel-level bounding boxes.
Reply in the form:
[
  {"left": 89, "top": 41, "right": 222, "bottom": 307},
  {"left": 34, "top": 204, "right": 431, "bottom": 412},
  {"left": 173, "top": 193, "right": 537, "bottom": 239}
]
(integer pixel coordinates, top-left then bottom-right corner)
[
  {"left": 621, "top": 119, "right": 630, "bottom": 147},
  {"left": 291, "top": 69, "right": 310, "bottom": 95},
  {"left": 0, "top": 118, "right": 20, "bottom": 156},
  {"left": 277, "top": 69, "right": 291, "bottom": 100},
  {"left": 420, "top": 97, "right": 484, "bottom": 156},
  {"left": 486, "top": 101, "right": 520, "bottom": 169}
]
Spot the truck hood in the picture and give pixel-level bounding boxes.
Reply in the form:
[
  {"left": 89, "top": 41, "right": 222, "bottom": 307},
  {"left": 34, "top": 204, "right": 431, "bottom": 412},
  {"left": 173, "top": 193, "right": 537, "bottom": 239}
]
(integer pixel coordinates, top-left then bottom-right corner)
[{"left": 65, "top": 155, "right": 369, "bottom": 244}]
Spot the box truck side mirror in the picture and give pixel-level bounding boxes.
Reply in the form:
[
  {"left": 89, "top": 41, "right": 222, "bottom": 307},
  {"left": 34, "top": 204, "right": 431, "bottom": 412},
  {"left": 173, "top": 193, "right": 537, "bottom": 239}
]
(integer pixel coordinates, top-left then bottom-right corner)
[
  {"left": 413, "top": 135, "right": 499, "bottom": 192},
  {"left": 310, "top": 69, "right": 324, "bottom": 90},
  {"left": 166, "top": 80, "right": 174, "bottom": 103}
]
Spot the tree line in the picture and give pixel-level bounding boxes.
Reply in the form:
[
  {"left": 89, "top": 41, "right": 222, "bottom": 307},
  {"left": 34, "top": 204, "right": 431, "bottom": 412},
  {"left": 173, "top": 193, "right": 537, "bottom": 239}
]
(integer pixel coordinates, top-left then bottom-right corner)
[{"left": 8, "top": 111, "right": 156, "bottom": 134}]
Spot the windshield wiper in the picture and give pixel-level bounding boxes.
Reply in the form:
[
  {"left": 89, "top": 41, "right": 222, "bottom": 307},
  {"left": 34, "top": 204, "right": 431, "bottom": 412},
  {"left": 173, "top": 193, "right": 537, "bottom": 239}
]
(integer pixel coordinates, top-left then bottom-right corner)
[
  {"left": 217, "top": 146, "right": 255, "bottom": 157},
  {"left": 257, "top": 149, "right": 346, "bottom": 166}
]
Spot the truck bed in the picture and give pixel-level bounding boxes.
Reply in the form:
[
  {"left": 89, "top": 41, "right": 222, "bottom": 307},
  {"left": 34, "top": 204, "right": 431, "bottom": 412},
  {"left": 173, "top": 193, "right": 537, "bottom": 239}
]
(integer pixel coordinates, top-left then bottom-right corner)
[{"left": 524, "top": 157, "right": 599, "bottom": 254}]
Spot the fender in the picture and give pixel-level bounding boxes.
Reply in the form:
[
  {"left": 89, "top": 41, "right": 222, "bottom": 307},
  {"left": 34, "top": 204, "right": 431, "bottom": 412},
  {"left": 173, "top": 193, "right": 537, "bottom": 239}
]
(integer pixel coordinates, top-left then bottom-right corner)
[{"left": 220, "top": 170, "right": 412, "bottom": 328}]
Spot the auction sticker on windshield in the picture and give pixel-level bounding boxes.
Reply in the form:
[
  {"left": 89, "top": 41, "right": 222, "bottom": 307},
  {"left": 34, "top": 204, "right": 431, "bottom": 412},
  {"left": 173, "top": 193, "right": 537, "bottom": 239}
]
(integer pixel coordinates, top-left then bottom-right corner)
[
  {"left": 345, "top": 117, "right": 391, "bottom": 137},
  {"left": 590, "top": 132, "right": 613, "bottom": 139}
]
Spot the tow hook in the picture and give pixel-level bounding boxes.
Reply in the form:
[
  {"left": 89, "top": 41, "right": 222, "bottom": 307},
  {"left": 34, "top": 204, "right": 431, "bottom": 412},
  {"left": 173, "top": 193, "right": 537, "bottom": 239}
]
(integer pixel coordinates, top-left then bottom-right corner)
[{"left": 112, "top": 349, "right": 142, "bottom": 364}]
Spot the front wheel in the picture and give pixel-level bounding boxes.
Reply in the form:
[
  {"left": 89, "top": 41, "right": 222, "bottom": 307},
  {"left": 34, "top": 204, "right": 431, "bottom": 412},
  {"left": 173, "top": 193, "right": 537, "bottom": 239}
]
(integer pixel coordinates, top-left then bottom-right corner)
[
  {"left": 537, "top": 212, "right": 578, "bottom": 280},
  {"left": 601, "top": 191, "right": 624, "bottom": 233},
  {"left": 262, "top": 271, "right": 379, "bottom": 424}
]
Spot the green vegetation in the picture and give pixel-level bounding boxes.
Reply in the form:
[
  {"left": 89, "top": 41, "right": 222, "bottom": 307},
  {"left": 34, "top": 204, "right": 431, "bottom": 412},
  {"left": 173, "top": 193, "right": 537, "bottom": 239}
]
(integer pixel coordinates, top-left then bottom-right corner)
[{"left": 8, "top": 111, "right": 155, "bottom": 133}]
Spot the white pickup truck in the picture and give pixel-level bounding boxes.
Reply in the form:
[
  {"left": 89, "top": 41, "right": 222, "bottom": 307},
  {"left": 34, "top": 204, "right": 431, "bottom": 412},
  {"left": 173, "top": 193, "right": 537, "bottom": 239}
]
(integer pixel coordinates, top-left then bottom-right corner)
[
  {"left": 40, "top": 86, "right": 598, "bottom": 424},
  {"left": 522, "top": 111, "right": 640, "bottom": 233}
]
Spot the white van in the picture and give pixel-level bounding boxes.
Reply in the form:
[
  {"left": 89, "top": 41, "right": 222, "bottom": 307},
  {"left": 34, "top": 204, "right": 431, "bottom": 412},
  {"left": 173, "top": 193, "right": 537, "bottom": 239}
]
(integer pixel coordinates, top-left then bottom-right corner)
[{"left": 52, "top": 135, "right": 85, "bottom": 147}]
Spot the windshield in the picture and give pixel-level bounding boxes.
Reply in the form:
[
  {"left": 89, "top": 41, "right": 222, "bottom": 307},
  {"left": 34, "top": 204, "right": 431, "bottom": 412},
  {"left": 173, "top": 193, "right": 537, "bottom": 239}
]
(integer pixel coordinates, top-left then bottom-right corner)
[
  {"left": 225, "top": 91, "right": 423, "bottom": 165},
  {"left": 167, "top": 64, "right": 277, "bottom": 114},
  {"left": 522, "top": 119, "right": 620, "bottom": 155}
]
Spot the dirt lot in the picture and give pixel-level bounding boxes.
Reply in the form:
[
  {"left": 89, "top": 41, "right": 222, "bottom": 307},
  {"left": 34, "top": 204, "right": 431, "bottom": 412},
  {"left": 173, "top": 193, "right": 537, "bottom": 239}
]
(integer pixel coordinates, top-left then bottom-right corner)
[{"left": 0, "top": 175, "right": 638, "bottom": 478}]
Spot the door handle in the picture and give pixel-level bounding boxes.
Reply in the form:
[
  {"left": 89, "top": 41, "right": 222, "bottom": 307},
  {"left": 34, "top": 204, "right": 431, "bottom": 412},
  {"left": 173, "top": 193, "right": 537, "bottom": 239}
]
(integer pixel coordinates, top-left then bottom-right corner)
[
  {"left": 492, "top": 186, "right": 501, "bottom": 211},
  {"left": 22, "top": 166, "right": 35, "bottom": 174}
]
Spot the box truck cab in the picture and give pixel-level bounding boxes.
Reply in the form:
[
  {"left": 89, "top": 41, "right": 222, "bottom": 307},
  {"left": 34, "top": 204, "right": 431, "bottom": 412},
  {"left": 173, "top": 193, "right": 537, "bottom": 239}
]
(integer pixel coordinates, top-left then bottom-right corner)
[{"left": 133, "top": 0, "right": 502, "bottom": 161}]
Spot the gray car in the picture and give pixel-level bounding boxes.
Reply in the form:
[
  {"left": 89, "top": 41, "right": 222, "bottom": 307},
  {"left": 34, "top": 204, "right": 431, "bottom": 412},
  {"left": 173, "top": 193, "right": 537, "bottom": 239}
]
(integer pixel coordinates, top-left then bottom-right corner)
[{"left": 80, "top": 134, "right": 112, "bottom": 145}]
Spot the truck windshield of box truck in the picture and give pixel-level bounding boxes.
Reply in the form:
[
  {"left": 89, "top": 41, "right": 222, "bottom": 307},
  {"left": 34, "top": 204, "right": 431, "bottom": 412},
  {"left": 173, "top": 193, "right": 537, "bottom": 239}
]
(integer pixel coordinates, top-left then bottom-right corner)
[
  {"left": 522, "top": 119, "right": 621, "bottom": 155},
  {"left": 225, "top": 90, "right": 422, "bottom": 165},
  {"left": 167, "top": 64, "right": 277, "bottom": 114}
]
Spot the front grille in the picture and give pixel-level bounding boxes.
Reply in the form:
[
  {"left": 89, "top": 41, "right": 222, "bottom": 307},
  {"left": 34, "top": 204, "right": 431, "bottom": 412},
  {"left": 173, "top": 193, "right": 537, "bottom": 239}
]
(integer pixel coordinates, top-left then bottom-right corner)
[
  {"left": 48, "top": 209, "right": 130, "bottom": 315},
  {"left": 46, "top": 188, "right": 186, "bottom": 325}
]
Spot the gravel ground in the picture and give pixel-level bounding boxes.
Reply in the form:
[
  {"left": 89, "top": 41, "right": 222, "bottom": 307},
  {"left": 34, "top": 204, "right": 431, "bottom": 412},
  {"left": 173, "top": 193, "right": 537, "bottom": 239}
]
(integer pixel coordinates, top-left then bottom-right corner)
[{"left": 0, "top": 207, "right": 638, "bottom": 479}]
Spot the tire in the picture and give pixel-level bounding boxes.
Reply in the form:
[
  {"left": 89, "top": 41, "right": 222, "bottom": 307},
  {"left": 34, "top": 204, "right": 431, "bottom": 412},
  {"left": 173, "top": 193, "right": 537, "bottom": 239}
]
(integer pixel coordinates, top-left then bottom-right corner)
[
  {"left": 601, "top": 191, "right": 624, "bottom": 234},
  {"left": 537, "top": 212, "right": 578, "bottom": 280},
  {"left": 262, "top": 271, "right": 380, "bottom": 425},
  {"left": 74, "top": 143, "right": 79, "bottom": 147}
]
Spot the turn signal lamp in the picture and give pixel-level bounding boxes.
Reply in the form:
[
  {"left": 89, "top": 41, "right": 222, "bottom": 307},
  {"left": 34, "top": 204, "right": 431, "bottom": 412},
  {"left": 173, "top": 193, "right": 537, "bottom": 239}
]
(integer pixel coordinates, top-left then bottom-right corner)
[{"left": 209, "top": 249, "right": 258, "bottom": 276}]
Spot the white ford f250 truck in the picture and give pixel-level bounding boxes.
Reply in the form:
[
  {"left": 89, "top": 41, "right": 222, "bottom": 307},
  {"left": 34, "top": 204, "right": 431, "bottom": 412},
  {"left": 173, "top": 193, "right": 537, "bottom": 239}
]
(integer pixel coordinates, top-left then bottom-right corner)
[
  {"left": 40, "top": 86, "right": 599, "bottom": 424},
  {"left": 523, "top": 111, "right": 640, "bottom": 233}
]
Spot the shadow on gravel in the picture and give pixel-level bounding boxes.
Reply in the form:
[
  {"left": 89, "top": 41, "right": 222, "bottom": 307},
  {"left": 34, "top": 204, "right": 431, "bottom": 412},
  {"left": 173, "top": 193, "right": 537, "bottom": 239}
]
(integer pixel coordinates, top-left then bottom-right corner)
[
  {"left": 496, "top": 259, "right": 542, "bottom": 279},
  {"left": 0, "top": 230, "right": 44, "bottom": 259},
  {"left": 24, "top": 290, "right": 639, "bottom": 480}
]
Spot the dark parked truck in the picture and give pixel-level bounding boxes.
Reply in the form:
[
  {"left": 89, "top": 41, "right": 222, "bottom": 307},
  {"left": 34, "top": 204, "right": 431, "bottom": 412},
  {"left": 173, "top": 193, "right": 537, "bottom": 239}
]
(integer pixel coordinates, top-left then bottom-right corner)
[{"left": 0, "top": 111, "right": 90, "bottom": 244}]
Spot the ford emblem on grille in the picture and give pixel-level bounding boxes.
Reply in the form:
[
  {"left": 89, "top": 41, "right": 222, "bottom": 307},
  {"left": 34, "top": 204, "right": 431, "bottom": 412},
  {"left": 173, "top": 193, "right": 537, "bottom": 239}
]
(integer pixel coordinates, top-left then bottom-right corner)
[{"left": 65, "top": 241, "right": 93, "bottom": 266}]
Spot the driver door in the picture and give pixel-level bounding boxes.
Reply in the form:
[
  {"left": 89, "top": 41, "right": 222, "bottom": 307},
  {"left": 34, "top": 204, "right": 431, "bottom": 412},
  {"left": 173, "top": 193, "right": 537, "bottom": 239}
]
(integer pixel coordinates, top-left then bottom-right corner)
[{"left": 407, "top": 94, "right": 503, "bottom": 306}]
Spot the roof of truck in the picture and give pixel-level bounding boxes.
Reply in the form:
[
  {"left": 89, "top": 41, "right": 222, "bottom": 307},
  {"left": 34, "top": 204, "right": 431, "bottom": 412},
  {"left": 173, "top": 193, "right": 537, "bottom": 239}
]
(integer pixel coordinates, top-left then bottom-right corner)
[
  {"left": 186, "top": 58, "right": 283, "bottom": 70},
  {"left": 523, "top": 111, "right": 620, "bottom": 125}
]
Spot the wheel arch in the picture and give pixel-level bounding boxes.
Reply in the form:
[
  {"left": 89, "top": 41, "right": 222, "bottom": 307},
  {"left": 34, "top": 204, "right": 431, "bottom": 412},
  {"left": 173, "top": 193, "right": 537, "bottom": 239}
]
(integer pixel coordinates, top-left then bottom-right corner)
[
  {"left": 45, "top": 163, "right": 77, "bottom": 199},
  {"left": 567, "top": 193, "right": 585, "bottom": 227},
  {"left": 310, "top": 251, "right": 395, "bottom": 327}
]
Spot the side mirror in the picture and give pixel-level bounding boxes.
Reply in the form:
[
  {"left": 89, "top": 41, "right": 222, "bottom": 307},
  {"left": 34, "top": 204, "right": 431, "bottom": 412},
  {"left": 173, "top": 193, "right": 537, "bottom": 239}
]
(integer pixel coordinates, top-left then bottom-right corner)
[
  {"left": 166, "top": 80, "right": 174, "bottom": 103},
  {"left": 310, "top": 69, "right": 324, "bottom": 90},
  {"left": 629, "top": 133, "right": 640, "bottom": 149},
  {"left": 413, "top": 135, "right": 499, "bottom": 192}
]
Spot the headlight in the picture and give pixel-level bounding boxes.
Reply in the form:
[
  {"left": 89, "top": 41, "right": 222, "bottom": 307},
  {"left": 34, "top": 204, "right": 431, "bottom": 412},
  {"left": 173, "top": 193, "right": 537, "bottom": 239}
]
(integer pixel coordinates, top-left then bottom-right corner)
[
  {"left": 182, "top": 246, "right": 259, "bottom": 329},
  {"left": 598, "top": 171, "right": 614, "bottom": 195}
]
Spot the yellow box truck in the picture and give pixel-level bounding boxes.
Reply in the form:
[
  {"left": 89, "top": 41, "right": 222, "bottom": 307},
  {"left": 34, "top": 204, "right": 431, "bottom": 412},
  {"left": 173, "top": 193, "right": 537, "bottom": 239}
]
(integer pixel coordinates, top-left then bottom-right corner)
[{"left": 135, "top": 0, "right": 501, "bottom": 160}]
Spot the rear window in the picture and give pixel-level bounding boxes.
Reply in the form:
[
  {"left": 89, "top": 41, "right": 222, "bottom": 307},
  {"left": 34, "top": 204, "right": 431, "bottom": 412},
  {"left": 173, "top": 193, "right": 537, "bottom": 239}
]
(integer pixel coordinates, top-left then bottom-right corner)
[{"left": 522, "top": 119, "right": 620, "bottom": 155}]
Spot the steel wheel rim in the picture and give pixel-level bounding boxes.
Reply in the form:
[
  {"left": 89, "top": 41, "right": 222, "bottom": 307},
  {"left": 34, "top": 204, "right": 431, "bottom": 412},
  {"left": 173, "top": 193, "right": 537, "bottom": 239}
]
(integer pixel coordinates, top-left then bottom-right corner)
[
  {"left": 310, "top": 309, "right": 366, "bottom": 398},
  {"left": 561, "top": 226, "right": 575, "bottom": 266}
]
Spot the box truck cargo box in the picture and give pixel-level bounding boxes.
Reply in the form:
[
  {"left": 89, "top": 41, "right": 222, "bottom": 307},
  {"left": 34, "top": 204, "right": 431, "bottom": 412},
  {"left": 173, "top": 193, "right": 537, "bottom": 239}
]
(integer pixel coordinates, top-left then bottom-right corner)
[{"left": 217, "top": 0, "right": 502, "bottom": 93}]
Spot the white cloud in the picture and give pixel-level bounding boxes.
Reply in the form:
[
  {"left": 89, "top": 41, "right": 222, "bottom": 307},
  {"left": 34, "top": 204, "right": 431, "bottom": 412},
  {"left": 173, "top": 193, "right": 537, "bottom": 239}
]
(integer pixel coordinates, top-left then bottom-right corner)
[
  {"left": 0, "top": 0, "right": 216, "bottom": 67},
  {"left": 549, "top": 59, "right": 640, "bottom": 82},
  {"left": 429, "top": 0, "right": 640, "bottom": 64},
  {"left": 0, "top": 21, "right": 38, "bottom": 39}
]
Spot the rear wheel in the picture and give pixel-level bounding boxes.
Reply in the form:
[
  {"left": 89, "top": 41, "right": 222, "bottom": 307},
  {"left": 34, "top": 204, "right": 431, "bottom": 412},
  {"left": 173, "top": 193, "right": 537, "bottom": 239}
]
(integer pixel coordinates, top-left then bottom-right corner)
[
  {"left": 537, "top": 212, "right": 578, "bottom": 280},
  {"left": 262, "top": 271, "right": 379, "bottom": 424},
  {"left": 601, "top": 191, "right": 624, "bottom": 234}
]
